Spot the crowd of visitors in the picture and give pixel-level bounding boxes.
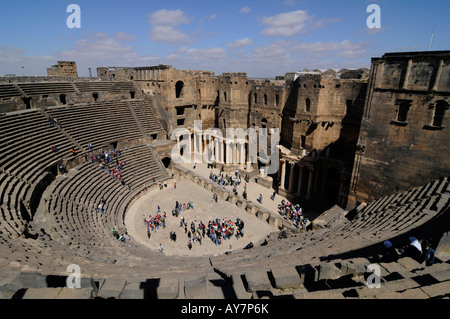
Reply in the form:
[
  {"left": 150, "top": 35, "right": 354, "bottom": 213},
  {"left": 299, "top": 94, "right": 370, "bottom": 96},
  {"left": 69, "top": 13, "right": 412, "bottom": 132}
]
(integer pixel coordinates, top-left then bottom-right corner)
[
  {"left": 209, "top": 169, "right": 243, "bottom": 188},
  {"left": 110, "top": 228, "right": 130, "bottom": 243},
  {"left": 88, "top": 149, "right": 127, "bottom": 183},
  {"left": 144, "top": 209, "right": 167, "bottom": 238},
  {"left": 141, "top": 193, "right": 249, "bottom": 252},
  {"left": 278, "top": 199, "right": 309, "bottom": 228},
  {"left": 377, "top": 235, "right": 436, "bottom": 266}
]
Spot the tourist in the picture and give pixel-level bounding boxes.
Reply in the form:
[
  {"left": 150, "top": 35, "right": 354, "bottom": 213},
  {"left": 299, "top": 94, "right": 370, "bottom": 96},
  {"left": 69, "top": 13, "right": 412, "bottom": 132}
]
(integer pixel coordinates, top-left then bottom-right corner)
[
  {"left": 270, "top": 191, "right": 276, "bottom": 201},
  {"left": 158, "top": 243, "right": 163, "bottom": 253},
  {"left": 423, "top": 241, "right": 435, "bottom": 266},
  {"left": 188, "top": 240, "right": 192, "bottom": 250},
  {"left": 380, "top": 240, "right": 399, "bottom": 263},
  {"left": 405, "top": 237, "right": 422, "bottom": 262}
]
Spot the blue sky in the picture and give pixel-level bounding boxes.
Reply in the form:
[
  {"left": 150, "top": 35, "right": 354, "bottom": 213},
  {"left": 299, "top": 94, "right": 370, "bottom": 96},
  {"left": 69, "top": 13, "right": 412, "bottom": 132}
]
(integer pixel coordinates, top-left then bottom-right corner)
[{"left": 0, "top": 0, "right": 449, "bottom": 77}]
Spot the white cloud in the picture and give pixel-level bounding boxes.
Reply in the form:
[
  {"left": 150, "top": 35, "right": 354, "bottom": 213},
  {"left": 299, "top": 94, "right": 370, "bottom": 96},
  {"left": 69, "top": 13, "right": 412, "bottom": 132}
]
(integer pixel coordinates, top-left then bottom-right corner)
[
  {"left": 0, "top": 45, "right": 27, "bottom": 63},
  {"left": 239, "top": 6, "right": 251, "bottom": 14},
  {"left": 148, "top": 9, "right": 192, "bottom": 44},
  {"left": 175, "top": 46, "right": 227, "bottom": 60},
  {"left": 148, "top": 9, "right": 190, "bottom": 26},
  {"left": 114, "top": 31, "right": 137, "bottom": 42},
  {"left": 0, "top": 45, "right": 54, "bottom": 76},
  {"left": 150, "top": 25, "right": 191, "bottom": 43},
  {"left": 228, "top": 38, "right": 254, "bottom": 49},
  {"left": 58, "top": 33, "right": 158, "bottom": 65},
  {"left": 284, "top": 0, "right": 296, "bottom": 6},
  {"left": 291, "top": 39, "right": 371, "bottom": 57},
  {"left": 260, "top": 10, "right": 313, "bottom": 37}
]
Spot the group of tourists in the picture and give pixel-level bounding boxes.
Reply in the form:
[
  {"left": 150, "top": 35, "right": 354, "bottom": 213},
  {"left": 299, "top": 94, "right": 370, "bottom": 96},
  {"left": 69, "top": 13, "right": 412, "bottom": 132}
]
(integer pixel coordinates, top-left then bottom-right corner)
[
  {"left": 209, "top": 168, "right": 249, "bottom": 199},
  {"left": 209, "top": 169, "right": 242, "bottom": 188},
  {"left": 182, "top": 216, "right": 246, "bottom": 250},
  {"left": 110, "top": 228, "right": 130, "bottom": 243},
  {"left": 144, "top": 207, "right": 167, "bottom": 238},
  {"left": 48, "top": 114, "right": 61, "bottom": 130},
  {"left": 278, "top": 199, "right": 309, "bottom": 228},
  {"left": 377, "top": 235, "right": 436, "bottom": 266},
  {"left": 205, "top": 217, "right": 245, "bottom": 246},
  {"left": 172, "top": 200, "right": 194, "bottom": 217},
  {"left": 88, "top": 149, "right": 127, "bottom": 183}
]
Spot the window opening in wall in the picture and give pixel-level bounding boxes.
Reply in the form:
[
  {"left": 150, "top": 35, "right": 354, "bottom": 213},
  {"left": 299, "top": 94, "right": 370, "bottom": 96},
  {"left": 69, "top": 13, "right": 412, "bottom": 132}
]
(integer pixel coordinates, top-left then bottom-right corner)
[
  {"left": 175, "top": 81, "right": 184, "bottom": 98},
  {"left": 130, "top": 91, "right": 135, "bottom": 99},
  {"left": 275, "top": 94, "right": 279, "bottom": 107},
  {"left": 432, "top": 100, "right": 447, "bottom": 127},
  {"left": 92, "top": 92, "right": 99, "bottom": 101},
  {"left": 264, "top": 94, "right": 268, "bottom": 105},
  {"left": 23, "top": 97, "right": 32, "bottom": 109},
  {"left": 254, "top": 92, "right": 257, "bottom": 104},
  {"left": 177, "top": 118, "right": 185, "bottom": 126},
  {"left": 176, "top": 107, "right": 185, "bottom": 116},
  {"left": 396, "top": 101, "right": 410, "bottom": 122},
  {"left": 305, "top": 98, "right": 311, "bottom": 112},
  {"left": 59, "top": 94, "right": 66, "bottom": 105},
  {"left": 261, "top": 118, "right": 267, "bottom": 129}
]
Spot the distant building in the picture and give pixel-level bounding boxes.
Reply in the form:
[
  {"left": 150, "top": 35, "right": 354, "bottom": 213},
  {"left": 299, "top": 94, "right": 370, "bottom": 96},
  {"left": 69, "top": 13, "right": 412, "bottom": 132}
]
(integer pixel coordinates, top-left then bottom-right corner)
[{"left": 47, "top": 61, "right": 78, "bottom": 77}]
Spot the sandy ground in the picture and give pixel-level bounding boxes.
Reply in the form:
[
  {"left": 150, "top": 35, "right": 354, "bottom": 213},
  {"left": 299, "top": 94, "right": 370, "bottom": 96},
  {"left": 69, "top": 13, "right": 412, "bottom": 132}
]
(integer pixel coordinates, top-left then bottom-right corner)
[{"left": 125, "top": 178, "right": 277, "bottom": 257}]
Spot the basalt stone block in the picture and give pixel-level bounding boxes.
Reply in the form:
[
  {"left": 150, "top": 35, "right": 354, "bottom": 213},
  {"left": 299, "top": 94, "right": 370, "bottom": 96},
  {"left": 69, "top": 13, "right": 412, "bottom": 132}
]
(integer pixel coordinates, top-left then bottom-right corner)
[
  {"left": 257, "top": 211, "right": 270, "bottom": 222},
  {"left": 184, "top": 276, "right": 207, "bottom": 299},
  {"left": 270, "top": 266, "right": 302, "bottom": 289},
  {"left": 316, "top": 262, "right": 343, "bottom": 281},
  {"left": 158, "top": 276, "right": 180, "bottom": 299},
  {"left": 397, "top": 257, "right": 423, "bottom": 272},
  {"left": 56, "top": 287, "right": 95, "bottom": 299},
  {"left": 243, "top": 269, "right": 271, "bottom": 292},
  {"left": 22, "top": 287, "right": 62, "bottom": 299},
  {"left": 96, "top": 279, "right": 127, "bottom": 299},
  {"left": 119, "top": 280, "right": 146, "bottom": 299}
]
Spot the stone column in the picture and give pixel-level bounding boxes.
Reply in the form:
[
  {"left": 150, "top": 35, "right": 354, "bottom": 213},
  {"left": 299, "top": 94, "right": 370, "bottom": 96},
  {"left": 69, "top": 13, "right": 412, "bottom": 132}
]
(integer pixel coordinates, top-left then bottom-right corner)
[
  {"left": 288, "top": 163, "right": 295, "bottom": 193},
  {"left": 279, "top": 160, "right": 286, "bottom": 190},
  {"left": 296, "top": 165, "right": 304, "bottom": 196},
  {"left": 306, "top": 167, "right": 314, "bottom": 200},
  {"left": 226, "top": 141, "right": 234, "bottom": 164},
  {"left": 337, "top": 173, "right": 345, "bottom": 207},
  {"left": 217, "top": 138, "right": 224, "bottom": 164},
  {"left": 239, "top": 142, "right": 245, "bottom": 165},
  {"left": 320, "top": 167, "right": 328, "bottom": 200}
]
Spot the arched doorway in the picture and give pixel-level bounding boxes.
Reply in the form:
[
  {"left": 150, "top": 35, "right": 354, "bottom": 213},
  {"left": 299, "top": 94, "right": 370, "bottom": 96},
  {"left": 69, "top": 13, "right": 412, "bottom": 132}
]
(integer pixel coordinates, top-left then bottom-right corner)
[
  {"left": 161, "top": 156, "right": 172, "bottom": 169},
  {"left": 175, "top": 81, "right": 184, "bottom": 98}
]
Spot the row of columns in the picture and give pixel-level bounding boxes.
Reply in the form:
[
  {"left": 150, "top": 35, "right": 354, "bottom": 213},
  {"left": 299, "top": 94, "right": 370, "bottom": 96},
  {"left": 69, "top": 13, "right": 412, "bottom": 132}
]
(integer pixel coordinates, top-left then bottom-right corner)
[
  {"left": 174, "top": 132, "right": 248, "bottom": 166},
  {"left": 135, "top": 68, "right": 164, "bottom": 81},
  {"left": 278, "top": 159, "right": 344, "bottom": 202}
]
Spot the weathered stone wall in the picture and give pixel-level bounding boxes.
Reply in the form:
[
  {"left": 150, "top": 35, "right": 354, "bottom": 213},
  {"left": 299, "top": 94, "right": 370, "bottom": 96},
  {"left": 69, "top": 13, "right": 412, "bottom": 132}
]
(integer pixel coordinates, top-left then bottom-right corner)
[
  {"left": 349, "top": 51, "right": 450, "bottom": 207},
  {"left": 280, "top": 73, "right": 367, "bottom": 154}
]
